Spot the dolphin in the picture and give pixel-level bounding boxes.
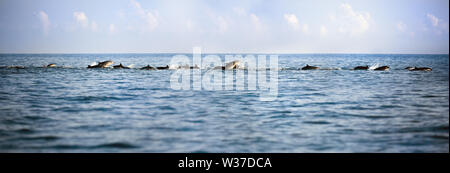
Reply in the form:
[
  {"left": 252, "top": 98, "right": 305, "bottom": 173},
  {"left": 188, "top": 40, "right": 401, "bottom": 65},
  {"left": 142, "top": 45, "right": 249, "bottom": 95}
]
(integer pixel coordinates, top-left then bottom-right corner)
[
  {"left": 409, "top": 67, "right": 432, "bottom": 71},
  {"left": 176, "top": 64, "right": 200, "bottom": 69},
  {"left": 374, "top": 66, "right": 389, "bottom": 71},
  {"left": 176, "top": 64, "right": 192, "bottom": 69},
  {"left": 88, "top": 60, "right": 114, "bottom": 68},
  {"left": 214, "top": 60, "right": 240, "bottom": 70},
  {"left": 46, "top": 64, "right": 56, "bottom": 68},
  {"left": 113, "top": 63, "right": 131, "bottom": 69},
  {"left": 301, "top": 64, "right": 319, "bottom": 70},
  {"left": 354, "top": 65, "right": 369, "bottom": 70},
  {"left": 7, "top": 65, "right": 25, "bottom": 69},
  {"left": 156, "top": 65, "right": 170, "bottom": 70},
  {"left": 140, "top": 65, "right": 156, "bottom": 70},
  {"left": 190, "top": 65, "right": 200, "bottom": 69},
  {"left": 224, "top": 60, "right": 240, "bottom": 70},
  {"left": 178, "top": 64, "right": 190, "bottom": 69}
]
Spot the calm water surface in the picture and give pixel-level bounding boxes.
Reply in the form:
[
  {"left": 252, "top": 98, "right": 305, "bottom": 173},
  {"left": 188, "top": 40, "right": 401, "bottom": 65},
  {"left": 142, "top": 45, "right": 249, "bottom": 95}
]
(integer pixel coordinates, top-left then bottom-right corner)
[{"left": 0, "top": 54, "right": 448, "bottom": 152}]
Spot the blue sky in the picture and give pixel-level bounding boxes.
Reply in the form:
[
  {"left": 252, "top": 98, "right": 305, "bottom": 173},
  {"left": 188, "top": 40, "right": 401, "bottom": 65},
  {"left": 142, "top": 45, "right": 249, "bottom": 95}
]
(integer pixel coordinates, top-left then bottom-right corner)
[{"left": 0, "top": 0, "right": 448, "bottom": 54}]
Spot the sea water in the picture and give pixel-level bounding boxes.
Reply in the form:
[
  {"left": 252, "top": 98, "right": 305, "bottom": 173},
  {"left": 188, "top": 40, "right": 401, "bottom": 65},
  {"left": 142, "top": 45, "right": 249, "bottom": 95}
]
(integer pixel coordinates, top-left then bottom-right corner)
[{"left": 0, "top": 54, "right": 448, "bottom": 152}]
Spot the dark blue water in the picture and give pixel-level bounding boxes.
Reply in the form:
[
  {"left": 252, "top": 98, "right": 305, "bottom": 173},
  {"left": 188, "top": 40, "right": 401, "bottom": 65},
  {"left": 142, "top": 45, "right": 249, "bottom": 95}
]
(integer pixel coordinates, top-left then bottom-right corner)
[{"left": 0, "top": 54, "right": 448, "bottom": 152}]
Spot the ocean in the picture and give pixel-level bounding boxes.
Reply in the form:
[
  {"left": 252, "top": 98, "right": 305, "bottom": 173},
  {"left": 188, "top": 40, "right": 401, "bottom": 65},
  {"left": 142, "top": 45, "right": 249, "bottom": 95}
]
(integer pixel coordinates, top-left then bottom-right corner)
[{"left": 0, "top": 53, "right": 448, "bottom": 152}]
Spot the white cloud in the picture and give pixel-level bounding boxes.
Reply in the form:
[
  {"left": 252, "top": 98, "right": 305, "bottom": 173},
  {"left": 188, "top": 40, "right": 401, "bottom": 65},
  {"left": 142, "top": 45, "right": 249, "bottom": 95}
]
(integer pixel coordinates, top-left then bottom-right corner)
[
  {"left": 233, "top": 7, "right": 246, "bottom": 16},
  {"left": 397, "top": 22, "right": 406, "bottom": 32},
  {"left": 427, "top": 13, "right": 439, "bottom": 27},
  {"left": 284, "top": 13, "right": 300, "bottom": 30},
  {"left": 250, "top": 14, "right": 259, "bottom": 23},
  {"left": 117, "top": 10, "right": 126, "bottom": 19},
  {"left": 425, "top": 13, "right": 449, "bottom": 35},
  {"left": 338, "top": 26, "right": 346, "bottom": 33},
  {"left": 186, "top": 19, "right": 194, "bottom": 31},
  {"left": 302, "top": 24, "right": 309, "bottom": 34},
  {"left": 91, "top": 21, "right": 98, "bottom": 32},
  {"left": 334, "top": 3, "right": 371, "bottom": 35},
  {"left": 329, "top": 14, "right": 336, "bottom": 22},
  {"left": 38, "top": 11, "right": 50, "bottom": 35},
  {"left": 73, "top": 11, "right": 89, "bottom": 28},
  {"left": 284, "top": 13, "right": 308, "bottom": 34},
  {"left": 250, "top": 13, "right": 262, "bottom": 31},
  {"left": 109, "top": 24, "right": 117, "bottom": 34},
  {"left": 320, "top": 25, "right": 328, "bottom": 36},
  {"left": 230, "top": 7, "right": 262, "bottom": 32},
  {"left": 216, "top": 16, "right": 228, "bottom": 33},
  {"left": 130, "top": 0, "right": 158, "bottom": 31},
  {"left": 397, "top": 22, "right": 415, "bottom": 37}
]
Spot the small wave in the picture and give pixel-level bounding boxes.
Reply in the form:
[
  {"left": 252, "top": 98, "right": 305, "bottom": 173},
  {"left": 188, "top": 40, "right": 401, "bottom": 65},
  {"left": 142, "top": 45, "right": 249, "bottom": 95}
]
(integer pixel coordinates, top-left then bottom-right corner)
[
  {"left": 394, "top": 125, "right": 449, "bottom": 134},
  {"left": 129, "top": 87, "right": 147, "bottom": 91},
  {"left": 366, "top": 115, "right": 393, "bottom": 119},
  {"left": 379, "top": 105, "right": 403, "bottom": 109},
  {"left": 339, "top": 112, "right": 393, "bottom": 119},
  {"left": 343, "top": 105, "right": 374, "bottom": 110},
  {"left": 19, "top": 135, "right": 60, "bottom": 141},
  {"left": 306, "top": 101, "right": 339, "bottom": 106},
  {"left": 301, "top": 93, "right": 327, "bottom": 97},
  {"left": 65, "top": 95, "right": 128, "bottom": 102},
  {"left": 271, "top": 110, "right": 292, "bottom": 114},
  {"left": 185, "top": 119, "right": 205, "bottom": 124},
  {"left": 23, "top": 115, "right": 48, "bottom": 121},
  {"left": 48, "top": 144, "right": 83, "bottom": 149},
  {"left": 428, "top": 135, "right": 449, "bottom": 140},
  {"left": 281, "top": 67, "right": 298, "bottom": 70},
  {"left": 421, "top": 95, "right": 442, "bottom": 98},
  {"left": 15, "top": 128, "right": 35, "bottom": 134},
  {"left": 303, "top": 120, "right": 331, "bottom": 125},
  {"left": 156, "top": 105, "right": 176, "bottom": 111},
  {"left": 433, "top": 124, "right": 449, "bottom": 131},
  {"left": 320, "top": 67, "right": 342, "bottom": 70},
  {"left": 92, "top": 142, "right": 138, "bottom": 149},
  {"left": 3, "top": 65, "right": 25, "bottom": 69}
]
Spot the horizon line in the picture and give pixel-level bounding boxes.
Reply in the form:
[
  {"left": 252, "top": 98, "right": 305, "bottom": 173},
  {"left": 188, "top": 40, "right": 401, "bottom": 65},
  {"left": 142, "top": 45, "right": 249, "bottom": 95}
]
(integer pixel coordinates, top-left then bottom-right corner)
[{"left": 0, "top": 52, "right": 449, "bottom": 55}]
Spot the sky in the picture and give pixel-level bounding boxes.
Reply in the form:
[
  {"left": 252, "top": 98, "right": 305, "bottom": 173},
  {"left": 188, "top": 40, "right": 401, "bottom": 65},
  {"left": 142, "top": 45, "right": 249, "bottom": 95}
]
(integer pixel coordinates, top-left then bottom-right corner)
[{"left": 0, "top": 0, "right": 448, "bottom": 54}]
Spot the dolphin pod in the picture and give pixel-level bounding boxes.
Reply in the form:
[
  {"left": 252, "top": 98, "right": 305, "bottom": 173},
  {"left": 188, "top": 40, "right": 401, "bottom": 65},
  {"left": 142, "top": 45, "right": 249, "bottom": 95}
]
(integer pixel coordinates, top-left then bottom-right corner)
[
  {"left": 299, "top": 64, "right": 431, "bottom": 71},
  {"left": 2, "top": 60, "right": 432, "bottom": 72}
]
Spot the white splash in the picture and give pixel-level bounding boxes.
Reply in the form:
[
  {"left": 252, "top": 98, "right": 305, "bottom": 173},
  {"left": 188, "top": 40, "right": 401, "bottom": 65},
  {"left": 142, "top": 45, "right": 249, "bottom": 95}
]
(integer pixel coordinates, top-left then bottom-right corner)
[
  {"left": 369, "top": 63, "right": 379, "bottom": 70},
  {"left": 89, "top": 62, "right": 98, "bottom": 66}
]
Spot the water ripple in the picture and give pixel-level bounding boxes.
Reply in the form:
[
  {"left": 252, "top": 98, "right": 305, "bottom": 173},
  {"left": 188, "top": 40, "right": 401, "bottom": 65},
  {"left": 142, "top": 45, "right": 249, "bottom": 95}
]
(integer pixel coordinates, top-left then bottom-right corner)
[{"left": 0, "top": 54, "right": 448, "bottom": 152}]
